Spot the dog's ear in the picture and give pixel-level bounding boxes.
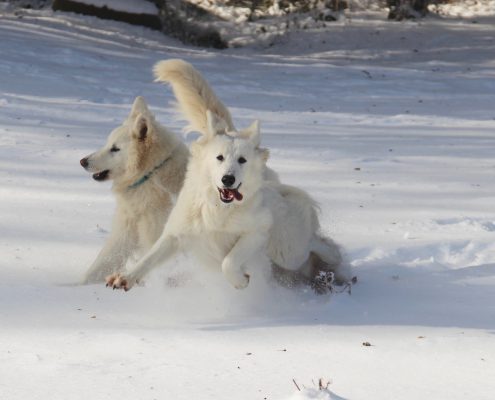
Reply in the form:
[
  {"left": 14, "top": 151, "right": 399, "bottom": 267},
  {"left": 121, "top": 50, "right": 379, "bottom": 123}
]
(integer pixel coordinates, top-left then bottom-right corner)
[
  {"left": 130, "top": 96, "right": 150, "bottom": 117},
  {"left": 241, "top": 119, "right": 260, "bottom": 147},
  {"left": 258, "top": 147, "right": 269, "bottom": 163},
  {"left": 206, "top": 110, "right": 228, "bottom": 139},
  {"left": 132, "top": 113, "right": 150, "bottom": 142}
]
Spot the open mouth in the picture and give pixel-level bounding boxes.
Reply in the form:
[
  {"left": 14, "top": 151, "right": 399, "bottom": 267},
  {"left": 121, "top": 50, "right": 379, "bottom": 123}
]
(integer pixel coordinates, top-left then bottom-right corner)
[
  {"left": 92, "top": 170, "right": 110, "bottom": 181},
  {"left": 218, "top": 184, "right": 243, "bottom": 203}
]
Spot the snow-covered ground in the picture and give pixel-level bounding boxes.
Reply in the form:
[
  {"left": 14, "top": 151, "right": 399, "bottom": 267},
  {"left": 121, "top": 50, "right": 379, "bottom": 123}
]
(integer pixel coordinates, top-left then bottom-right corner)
[{"left": 1, "top": 5, "right": 495, "bottom": 400}]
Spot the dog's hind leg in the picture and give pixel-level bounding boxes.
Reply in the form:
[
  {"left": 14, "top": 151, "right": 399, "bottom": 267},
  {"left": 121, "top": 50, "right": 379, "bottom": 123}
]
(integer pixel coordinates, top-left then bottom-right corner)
[
  {"left": 271, "top": 262, "right": 312, "bottom": 290},
  {"left": 271, "top": 258, "right": 334, "bottom": 295},
  {"left": 307, "top": 236, "right": 352, "bottom": 284}
]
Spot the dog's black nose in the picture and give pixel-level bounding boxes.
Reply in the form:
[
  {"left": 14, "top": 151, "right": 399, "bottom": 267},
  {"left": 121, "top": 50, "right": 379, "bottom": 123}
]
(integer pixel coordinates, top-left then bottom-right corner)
[
  {"left": 221, "top": 174, "right": 236, "bottom": 187},
  {"left": 80, "top": 157, "right": 89, "bottom": 168}
]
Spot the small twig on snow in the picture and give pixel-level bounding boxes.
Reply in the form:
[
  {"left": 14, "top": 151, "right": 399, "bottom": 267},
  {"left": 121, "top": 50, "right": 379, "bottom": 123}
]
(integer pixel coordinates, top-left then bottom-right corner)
[{"left": 318, "top": 378, "right": 330, "bottom": 390}]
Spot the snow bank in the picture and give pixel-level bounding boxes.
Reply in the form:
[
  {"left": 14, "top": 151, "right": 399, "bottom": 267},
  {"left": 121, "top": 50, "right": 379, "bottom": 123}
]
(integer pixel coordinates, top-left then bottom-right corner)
[
  {"left": 430, "top": 0, "right": 495, "bottom": 18},
  {"left": 183, "top": 0, "right": 495, "bottom": 47},
  {"left": 75, "top": 0, "right": 158, "bottom": 15}
]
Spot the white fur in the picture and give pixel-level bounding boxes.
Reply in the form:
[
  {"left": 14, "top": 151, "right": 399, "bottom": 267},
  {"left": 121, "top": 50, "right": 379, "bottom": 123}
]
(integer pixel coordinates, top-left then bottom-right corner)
[
  {"left": 81, "top": 96, "right": 189, "bottom": 283},
  {"left": 83, "top": 60, "right": 258, "bottom": 284},
  {"left": 107, "top": 60, "right": 352, "bottom": 291},
  {"left": 154, "top": 58, "right": 279, "bottom": 182},
  {"left": 153, "top": 59, "right": 235, "bottom": 135}
]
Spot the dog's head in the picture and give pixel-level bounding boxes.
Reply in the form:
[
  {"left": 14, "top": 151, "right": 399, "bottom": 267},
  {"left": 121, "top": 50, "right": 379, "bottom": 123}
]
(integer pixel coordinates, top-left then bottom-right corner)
[
  {"left": 191, "top": 111, "right": 269, "bottom": 205},
  {"left": 80, "top": 96, "right": 160, "bottom": 186}
]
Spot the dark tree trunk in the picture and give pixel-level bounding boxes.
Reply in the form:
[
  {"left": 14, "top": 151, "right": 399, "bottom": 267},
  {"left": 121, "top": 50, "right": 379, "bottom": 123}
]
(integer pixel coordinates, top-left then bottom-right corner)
[
  {"left": 152, "top": 0, "right": 228, "bottom": 49},
  {"left": 387, "top": 0, "right": 430, "bottom": 20},
  {"left": 52, "top": 0, "right": 162, "bottom": 30}
]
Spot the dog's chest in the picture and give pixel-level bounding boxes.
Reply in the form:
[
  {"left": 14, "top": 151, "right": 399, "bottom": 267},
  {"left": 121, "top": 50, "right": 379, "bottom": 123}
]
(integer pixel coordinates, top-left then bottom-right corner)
[
  {"left": 188, "top": 231, "right": 239, "bottom": 269},
  {"left": 183, "top": 202, "right": 261, "bottom": 267},
  {"left": 191, "top": 202, "right": 247, "bottom": 232}
]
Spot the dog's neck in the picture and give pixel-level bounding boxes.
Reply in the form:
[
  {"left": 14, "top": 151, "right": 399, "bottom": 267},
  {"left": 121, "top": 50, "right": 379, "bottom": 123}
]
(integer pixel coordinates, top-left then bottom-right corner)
[{"left": 127, "top": 155, "right": 171, "bottom": 190}]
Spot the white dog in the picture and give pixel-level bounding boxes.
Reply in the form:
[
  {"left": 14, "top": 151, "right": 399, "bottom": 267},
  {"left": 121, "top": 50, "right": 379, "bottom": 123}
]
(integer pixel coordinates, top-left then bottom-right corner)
[
  {"left": 81, "top": 59, "right": 268, "bottom": 285},
  {"left": 80, "top": 96, "right": 189, "bottom": 283},
  {"left": 106, "top": 60, "right": 352, "bottom": 292}
]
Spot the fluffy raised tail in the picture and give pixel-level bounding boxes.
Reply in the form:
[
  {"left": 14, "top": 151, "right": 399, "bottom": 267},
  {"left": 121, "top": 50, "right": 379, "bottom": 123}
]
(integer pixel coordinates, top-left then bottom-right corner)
[{"left": 153, "top": 59, "right": 234, "bottom": 135}]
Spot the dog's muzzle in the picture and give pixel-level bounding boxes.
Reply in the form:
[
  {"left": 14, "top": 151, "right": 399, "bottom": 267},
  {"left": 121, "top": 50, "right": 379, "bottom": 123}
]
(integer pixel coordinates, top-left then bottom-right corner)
[
  {"left": 218, "top": 183, "right": 243, "bottom": 203},
  {"left": 80, "top": 157, "right": 110, "bottom": 181},
  {"left": 92, "top": 170, "right": 110, "bottom": 181}
]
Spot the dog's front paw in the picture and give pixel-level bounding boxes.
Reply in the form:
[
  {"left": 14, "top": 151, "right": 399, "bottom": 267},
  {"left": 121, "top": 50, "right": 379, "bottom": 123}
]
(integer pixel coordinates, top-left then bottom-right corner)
[
  {"left": 229, "top": 271, "right": 250, "bottom": 289},
  {"left": 105, "top": 273, "right": 134, "bottom": 291},
  {"left": 222, "top": 260, "right": 250, "bottom": 289}
]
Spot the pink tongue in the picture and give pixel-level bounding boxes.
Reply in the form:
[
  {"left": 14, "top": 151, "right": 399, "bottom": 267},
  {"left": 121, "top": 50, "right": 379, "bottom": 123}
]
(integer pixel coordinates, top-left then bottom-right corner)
[{"left": 233, "top": 190, "right": 243, "bottom": 201}]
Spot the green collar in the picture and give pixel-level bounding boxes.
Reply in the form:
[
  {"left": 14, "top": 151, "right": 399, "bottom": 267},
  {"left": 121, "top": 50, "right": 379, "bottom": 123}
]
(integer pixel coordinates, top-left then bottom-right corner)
[{"left": 127, "top": 156, "right": 171, "bottom": 190}]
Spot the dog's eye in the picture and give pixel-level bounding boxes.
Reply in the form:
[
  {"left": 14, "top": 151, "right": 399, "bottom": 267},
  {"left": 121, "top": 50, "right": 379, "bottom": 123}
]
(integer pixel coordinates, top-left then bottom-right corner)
[
  {"left": 238, "top": 157, "right": 247, "bottom": 164},
  {"left": 216, "top": 155, "right": 224, "bottom": 161},
  {"left": 110, "top": 145, "right": 120, "bottom": 153}
]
